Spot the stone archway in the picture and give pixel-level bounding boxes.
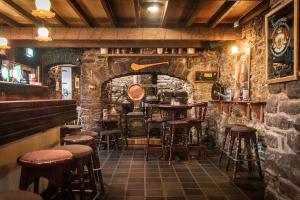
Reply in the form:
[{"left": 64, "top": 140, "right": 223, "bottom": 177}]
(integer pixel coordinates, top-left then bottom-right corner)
[{"left": 80, "top": 49, "right": 193, "bottom": 130}]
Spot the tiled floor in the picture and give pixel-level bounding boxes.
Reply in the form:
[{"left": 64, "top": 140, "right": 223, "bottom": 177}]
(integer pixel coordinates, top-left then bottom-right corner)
[{"left": 99, "top": 146, "right": 265, "bottom": 200}]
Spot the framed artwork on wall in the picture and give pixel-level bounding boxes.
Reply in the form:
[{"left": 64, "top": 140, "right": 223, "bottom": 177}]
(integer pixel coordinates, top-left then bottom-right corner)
[
  {"left": 265, "top": 0, "right": 299, "bottom": 84},
  {"left": 194, "top": 71, "right": 218, "bottom": 82}
]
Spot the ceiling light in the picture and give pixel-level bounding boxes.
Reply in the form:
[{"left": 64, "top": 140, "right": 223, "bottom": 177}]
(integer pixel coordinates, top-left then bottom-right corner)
[
  {"left": 0, "top": 37, "right": 10, "bottom": 49},
  {"left": 231, "top": 46, "right": 239, "bottom": 55},
  {"left": 147, "top": 5, "right": 159, "bottom": 13},
  {"left": 32, "top": 0, "right": 55, "bottom": 18},
  {"left": 35, "top": 27, "right": 52, "bottom": 42}
]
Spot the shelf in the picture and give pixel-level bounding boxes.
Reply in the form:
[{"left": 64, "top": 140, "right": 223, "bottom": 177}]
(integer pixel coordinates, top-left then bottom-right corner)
[
  {"left": 98, "top": 54, "right": 199, "bottom": 57},
  {"left": 210, "top": 100, "right": 266, "bottom": 123}
]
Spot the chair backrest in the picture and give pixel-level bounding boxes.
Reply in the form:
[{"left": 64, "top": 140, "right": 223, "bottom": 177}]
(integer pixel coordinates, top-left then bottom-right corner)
[{"left": 194, "top": 102, "right": 208, "bottom": 121}]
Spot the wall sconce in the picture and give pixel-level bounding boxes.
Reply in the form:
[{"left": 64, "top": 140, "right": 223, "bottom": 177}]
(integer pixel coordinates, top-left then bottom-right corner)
[
  {"left": 35, "top": 27, "right": 52, "bottom": 41},
  {"left": 231, "top": 45, "right": 239, "bottom": 55},
  {"left": 0, "top": 37, "right": 10, "bottom": 49}
]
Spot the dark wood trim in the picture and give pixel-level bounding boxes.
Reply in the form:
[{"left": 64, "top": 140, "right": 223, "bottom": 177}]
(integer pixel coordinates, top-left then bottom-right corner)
[
  {"left": 160, "top": 0, "right": 170, "bottom": 27},
  {"left": 239, "top": 0, "right": 270, "bottom": 25},
  {"left": 12, "top": 40, "right": 205, "bottom": 48},
  {"left": 133, "top": 0, "right": 141, "bottom": 27},
  {"left": 0, "top": 13, "right": 22, "bottom": 27},
  {"left": 66, "top": 0, "right": 94, "bottom": 27},
  {"left": 2, "top": 0, "right": 49, "bottom": 26},
  {"left": 100, "top": 0, "right": 117, "bottom": 27},
  {"left": 185, "top": 0, "right": 203, "bottom": 26},
  {"left": 0, "top": 100, "right": 77, "bottom": 145},
  {"left": 51, "top": 8, "right": 69, "bottom": 27},
  {"left": 207, "top": 1, "right": 237, "bottom": 28}
]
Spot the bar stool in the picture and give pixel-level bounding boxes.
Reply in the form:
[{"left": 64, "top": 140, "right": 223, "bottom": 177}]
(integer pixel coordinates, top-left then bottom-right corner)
[
  {"left": 99, "top": 129, "right": 121, "bottom": 152},
  {"left": 167, "top": 120, "right": 189, "bottom": 165},
  {"left": 63, "top": 134, "right": 105, "bottom": 193},
  {"left": 60, "top": 125, "right": 82, "bottom": 145},
  {"left": 0, "top": 191, "right": 43, "bottom": 200},
  {"left": 55, "top": 145, "right": 98, "bottom": 200},
  {"left": 17, "top": 149, "right": 73, "bottom": 200},
  {"left": 226, "top": 126, "right": 263, "bottom": 179},
  {"left": 145, "top": 117, "right": 165, "bottom": 161},
  {"left": 219, "top": 124, "right": 246, "bottom": 166}
]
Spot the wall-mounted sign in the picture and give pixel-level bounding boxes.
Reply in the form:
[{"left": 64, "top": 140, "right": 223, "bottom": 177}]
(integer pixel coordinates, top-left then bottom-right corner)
[
  {"left": 265, "top": 0, "right": 299, "bottom": 84},
  {"left": 25, "top": 48, "right": 34, "bottom": 58},
  {"left": 195, "top": 71, "right": 218, "bottom": 82}
]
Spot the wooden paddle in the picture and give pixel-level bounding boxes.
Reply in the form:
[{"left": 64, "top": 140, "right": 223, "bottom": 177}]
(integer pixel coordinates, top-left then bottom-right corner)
[{"left": 131, "top": 62, "right": 169, "bottom": 71}]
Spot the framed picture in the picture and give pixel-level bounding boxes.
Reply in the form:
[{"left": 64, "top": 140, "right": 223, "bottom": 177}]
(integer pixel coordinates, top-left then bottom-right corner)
[
  {"left": 195, "top": 71, "right": 218, "bottom": 82},
  {"left": 265, "top": 0, "right": 299, "bottom": 84},
  {"left": 234, "top": 46, "right": 251, "bottom": 100}
]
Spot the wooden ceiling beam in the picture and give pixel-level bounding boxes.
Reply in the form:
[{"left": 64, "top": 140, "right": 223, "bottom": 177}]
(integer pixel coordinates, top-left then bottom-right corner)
[
  {"left": 66, "top": 0, "right": 94, "bottom": 27},
  {"left": 0, "top": 27, "right": 241, "bottom": 41},
  {"left": 207, "top": 1, "right": 238, "bottom": 28},
  {"left": 160, "top": 0, "right": 170, "bottom": 27},
  {"left": 100, "top": 0, "right": 117, "bottom": 27},
  {"left": 185, "top": 0, "right": 203, "bottom": 26},
  {"left": 238, "top": 0, "right": 270, "bottom": 25},
  {"left": 133, "top": 0, "right": 141, "bottom": 27},
  {"left": 2, "top": 0, "right": 48, "bottom": 26},
  {"left": 0, "top": 12, "right": 22, "bottom": 27},
  {"left": 51, "top": 8, "right": 69, "bottom": 27}
]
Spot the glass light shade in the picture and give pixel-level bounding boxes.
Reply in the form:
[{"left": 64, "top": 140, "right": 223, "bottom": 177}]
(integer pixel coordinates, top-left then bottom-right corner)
[
  {"left": 0, "top": 37, "right": 10, "bottom": 49},
  {"left": 35, "top": 0, "right": 51, "bottom": 11},
  {"left": 231, "top": 46, "right": 239, "bottom": 55},
  {"left": 38, "top": 27, "right": 49, "bottom": 37},
  {"left": 147, "top": 5, "right": 159, "bottom": 13}
]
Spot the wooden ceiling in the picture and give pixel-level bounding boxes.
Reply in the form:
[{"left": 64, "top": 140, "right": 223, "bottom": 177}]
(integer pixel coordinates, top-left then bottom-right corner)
[{"left": 0, "top": 0, "right": 269, "bottom": 28}]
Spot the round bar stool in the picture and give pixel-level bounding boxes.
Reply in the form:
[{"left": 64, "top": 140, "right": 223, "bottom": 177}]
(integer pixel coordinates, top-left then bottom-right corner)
[
  {"left": 55, "top": 145, "right": 98, "bottom": 200},
  {"left": 60, "top": 125, "right": 82, "bottom": 145},
  {"left": 219, "top": 124, "right": 246, "bottom": 166},
  {"left": 226, "top": 126, "right": 263, "bottom": 180},
  {"left": 0, "top": 191, "right": 43, "bottom": 200},
  {"left": 17, "top": 149, "right": 73, "bottom": 200},
  {"left": 99, "top": 129, "right": 122, "bottom": 152},
  {"left": 167, "top": 120, "right": 189, "bottom": 165},
  {"left": 63, "top": 134, "right": 105, "bottom": 193}
]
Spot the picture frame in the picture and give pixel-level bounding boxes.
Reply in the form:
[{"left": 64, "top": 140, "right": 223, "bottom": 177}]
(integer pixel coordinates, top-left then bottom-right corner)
[
  {"left": 195, "top": 71, "right": 218, "bottom": 82},
  {"left": 265, "top": 0, "right": 299, "bottom": 84}
]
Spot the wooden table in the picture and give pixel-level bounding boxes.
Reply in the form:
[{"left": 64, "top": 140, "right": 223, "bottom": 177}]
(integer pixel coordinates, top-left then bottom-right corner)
[{"left": 158, "top": 104, "right": 192, "bottom": 121}]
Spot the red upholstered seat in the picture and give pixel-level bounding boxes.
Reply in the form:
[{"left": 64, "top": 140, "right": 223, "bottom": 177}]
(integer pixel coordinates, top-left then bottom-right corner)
[
  {"left": 63, "top": 135, "right": 94, "bottom": 144},
  {"left": 18, "top": 149, "right": 72, "bottom": 166},
  {"left": 55, "top": 145, "right": 93, "bottom": 159},
  {"left": 0, "top": 191, "right": 42, "bottom": 200}
]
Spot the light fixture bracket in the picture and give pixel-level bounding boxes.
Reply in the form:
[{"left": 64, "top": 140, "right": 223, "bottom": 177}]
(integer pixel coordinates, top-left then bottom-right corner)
[
  {"left": 32, "top": 10, "right": 55, "bottom": 18},
  {"left": 35, "top": 36, "right": 52, "bottom": 42}
]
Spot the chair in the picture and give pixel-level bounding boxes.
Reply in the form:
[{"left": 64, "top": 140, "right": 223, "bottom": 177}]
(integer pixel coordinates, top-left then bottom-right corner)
[{"left": 186, "top": 102, "right": 208, "bottom": 159}]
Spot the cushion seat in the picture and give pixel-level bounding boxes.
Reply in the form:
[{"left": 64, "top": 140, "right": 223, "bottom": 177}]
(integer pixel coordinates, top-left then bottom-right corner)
[
  {"left": 224, "top": 124, "right": 246, "bottom": 129},
  {"left": 18, "top": 149, "right": 72, "bottom": 166},
  {"left": 231, "top": 126, "right": 256, "bottom": 133},
  {"left": 167, "top": 120, "right": 188, "bottom": 125},
  {"left": 78, "top": 131, "right": 98, "bottom": 137},
  {"left": 63, "top": 135, "right": 94, "bottom": 144},
  {"left": 100, "top": 129, "right": 122, "bottom": 136},
  {"left": 55, "top": 145, "right": 93, "bottom": 159},
  {"left": 0, "top": 191, "right": 43, "bottom": 200}
]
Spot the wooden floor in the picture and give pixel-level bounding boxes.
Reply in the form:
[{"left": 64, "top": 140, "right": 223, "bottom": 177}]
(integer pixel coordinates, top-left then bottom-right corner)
[{"left": 99, "top": 146, "right": 266, "bottom": 200}]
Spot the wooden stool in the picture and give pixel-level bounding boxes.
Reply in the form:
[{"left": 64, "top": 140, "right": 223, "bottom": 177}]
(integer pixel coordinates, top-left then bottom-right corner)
[
  {"left": 63, "top": 134, "right": 105, "bottom": 193},
  {"left": 99, "top": 129, "right": 122, "bottom": 152},
  {"left": 55, "top": 145, "right": 98, "bottom": 200},
  {"left": 167, "top": 120, "right": 189, "bottom": 165},
  {"left": 60, "top": 125, "right": 82, "bottom": 145},
  {"left": 145, "top": 117, "right": 165, "bottom": 161},
  {"left": 17, "top": 149, "right": 73, "bottom": 200},
  {"left": 0, "top": 191, "right": 43, "bottom": 200},
  {"left": 219, "top": 124, "right": 246, "bottom": 166},
  {"left": 226, "top": 126, "right": 263, "bottom": 179}
]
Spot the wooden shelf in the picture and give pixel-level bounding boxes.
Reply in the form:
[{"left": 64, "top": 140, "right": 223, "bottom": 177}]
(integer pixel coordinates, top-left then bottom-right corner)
[
  {"left": 210, "top": 100, "right": 266, "bottom": 123},
  {"left": 99, "top": 54, "right": 199, "bottom": 57}
]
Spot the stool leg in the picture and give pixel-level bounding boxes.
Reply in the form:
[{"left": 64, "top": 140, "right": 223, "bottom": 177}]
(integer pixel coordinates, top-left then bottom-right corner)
[
  {"left": 87, "top": 156, "right": 98, "bottom": 197},
  {"left": 107, "top": 136, "right": 110, "bottom": 153},
  {"left": 77, "top": 160, "right": 86, "bottom": 200},
  {"left": 252, "top": 136, "right": 263, "bottom": 179},
  {"left": 233, "top": 134, "right": 241, "bottom": 179},
  {"left": 245, "top": 137, "right": 253, "bottom": 172},
  {"left": 146, "top": 125, "right": 150, "bottom": 161},
  {"left": 169, "top": 124, "right": 175, "bottom": 165},
  {"left": 92, "top": 153, "right": 105, "bottom": 193},
  {"left": 34, "top": 177, "right": 39, "bottom": 193},
  {"left": 226, "top": 135, "right": 235, "bottom": 172},
  {"left": 219, "top": 130, "right": 229, "bottom": 166},
  {"left": 19, "top": 168, "right": 31, "bottom": 191}
]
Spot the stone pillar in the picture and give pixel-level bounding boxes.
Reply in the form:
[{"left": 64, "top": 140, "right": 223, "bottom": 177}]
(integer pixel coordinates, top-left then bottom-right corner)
[{"left": 264, "top": 81, "right": 300, "bottom": 200}]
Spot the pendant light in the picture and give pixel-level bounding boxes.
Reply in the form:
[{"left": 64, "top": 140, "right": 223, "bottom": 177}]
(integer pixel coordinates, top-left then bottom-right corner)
[
  {"left": 0, "top": 37, "right": 10, "bottom": 49},
  {"left": 35, "top": 27, "right": 52, "bottom": 41},
  {"left": 32, "top": 0, "right": 55, "bottom": 18}
]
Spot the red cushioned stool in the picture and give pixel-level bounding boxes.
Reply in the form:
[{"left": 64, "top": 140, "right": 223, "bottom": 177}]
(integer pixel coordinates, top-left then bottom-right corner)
[{"left": 17, "top": 149, "right": 73, "bottom": 200}]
